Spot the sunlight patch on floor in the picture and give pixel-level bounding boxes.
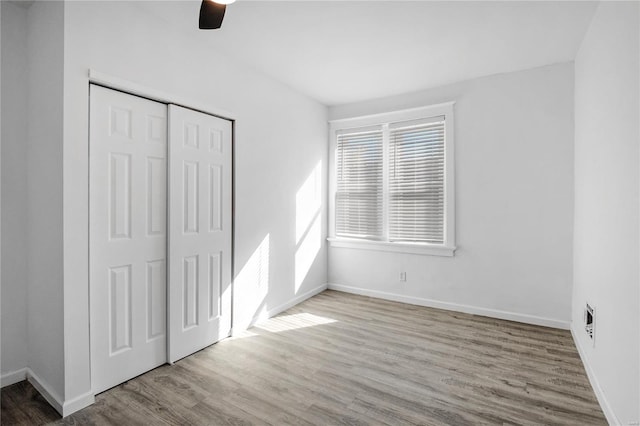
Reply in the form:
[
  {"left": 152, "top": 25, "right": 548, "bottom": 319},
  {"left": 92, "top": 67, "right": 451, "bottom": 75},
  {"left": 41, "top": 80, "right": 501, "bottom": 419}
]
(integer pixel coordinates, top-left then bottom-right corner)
[{"left": 255, "top": 312, "right": 337, "bottom": 333}]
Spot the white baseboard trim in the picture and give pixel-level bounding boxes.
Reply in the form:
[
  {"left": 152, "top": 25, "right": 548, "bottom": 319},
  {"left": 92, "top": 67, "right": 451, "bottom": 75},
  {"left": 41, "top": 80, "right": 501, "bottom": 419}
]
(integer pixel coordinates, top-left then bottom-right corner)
[
  {"left": 26, "top": 368, "right": 64, "bottom": 415},
  {"left": 2, "top": 367, "right": 94, "bottom": 417},
  {"left": 327, "top": 283, "right": 571, "bottom": 330},
  {"left": 234, "top": 283, "right": 328, "bottom": 333},
  {"left": 571, "top": 326, "right": 619, "bottom": 426},
  {"left": 1, "top": 368, "right": 27, "bottom": 387},
  {"left": 62, "top": 390, "right": 95, "bottom": 417}
]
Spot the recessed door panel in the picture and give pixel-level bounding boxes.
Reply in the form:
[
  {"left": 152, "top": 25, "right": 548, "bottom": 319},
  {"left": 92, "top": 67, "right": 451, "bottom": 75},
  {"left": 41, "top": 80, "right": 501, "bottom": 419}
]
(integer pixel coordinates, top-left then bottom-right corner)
[
  {"left": 110, "top": 106, "right": 132, "bottom": 139},
  {"left": 209, "top": 165, "right": 223, "bottom": 232},
  {"left": 146, "top": 259, "right": 166, "bottom": 341},
  {"left": 183, "top": 161, "right": 199, "bottom": 234},
  {"left": 109, "top": 265, "right": 132, "bottom": 355},
  {"left": 183, "top": 123, "right": 200, "bottom": 149},
  {"left": 147, "top": 115, "right": 166, "bottom": 144},
  {"left": 109, "top": 153, "right": 132, "bottom": 240},
  {"left": 146, "top": 157, "right": 166, "bottom": 236},
  {"left": 210, "top": 130, "right": 223, "bottom": 153},
  {"left": 183, "top": 255, "right": 199, "bottom": 329},
  {"left": 209, "top": 253, "right": 222, "bottom": 320}
]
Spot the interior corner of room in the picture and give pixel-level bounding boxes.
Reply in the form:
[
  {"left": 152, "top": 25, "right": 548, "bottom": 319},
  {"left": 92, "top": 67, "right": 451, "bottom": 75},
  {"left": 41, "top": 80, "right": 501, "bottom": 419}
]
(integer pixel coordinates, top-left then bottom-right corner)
[{"left": 0, "top": 0, "right": 638, "bottom": 424}]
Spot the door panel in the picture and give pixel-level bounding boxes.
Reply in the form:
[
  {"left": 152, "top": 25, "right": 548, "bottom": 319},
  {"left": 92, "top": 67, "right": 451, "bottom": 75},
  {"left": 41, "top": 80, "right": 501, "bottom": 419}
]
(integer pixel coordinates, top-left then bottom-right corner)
[
  {"left": 90, "top": 85, "right": 167, "bottom": 393},
  {"left": 168, "top": 105, "right": 232, "bottom": 363}
]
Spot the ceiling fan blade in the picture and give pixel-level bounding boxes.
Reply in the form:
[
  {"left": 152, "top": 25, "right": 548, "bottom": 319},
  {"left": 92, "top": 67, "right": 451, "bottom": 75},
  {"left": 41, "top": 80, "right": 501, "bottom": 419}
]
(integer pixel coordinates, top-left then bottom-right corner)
[{"left": 199, "top": 0, "right": 226, "bottom": 30}]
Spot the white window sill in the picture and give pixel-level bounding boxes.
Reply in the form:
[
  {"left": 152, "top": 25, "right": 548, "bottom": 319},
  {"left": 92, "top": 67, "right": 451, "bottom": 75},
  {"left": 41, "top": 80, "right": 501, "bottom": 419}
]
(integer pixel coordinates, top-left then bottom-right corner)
[{"left": 327, "top": 237, "right": 456, "bottom": 257}]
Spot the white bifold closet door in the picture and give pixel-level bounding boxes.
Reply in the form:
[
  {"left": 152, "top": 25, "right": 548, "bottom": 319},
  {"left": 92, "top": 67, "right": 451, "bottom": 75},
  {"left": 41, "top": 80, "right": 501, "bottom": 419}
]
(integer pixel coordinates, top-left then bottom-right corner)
[
  {"left": 89, "top": 85, "right": 168, "bottom": 394},
  {"left": 90, "top": 86, "right": 232, "bottom": 393},
  {"left": 168, "top": 105, "right": 232, "bottom": 363}
]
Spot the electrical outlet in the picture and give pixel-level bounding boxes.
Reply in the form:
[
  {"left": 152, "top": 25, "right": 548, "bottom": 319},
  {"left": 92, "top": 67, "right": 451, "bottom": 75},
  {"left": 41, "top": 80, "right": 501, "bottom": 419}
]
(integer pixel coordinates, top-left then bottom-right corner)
[
  {"left": 585, "top": 303, "right": 595, "bottom": 346},
  {"left": 399, "top": 272, "right": 406, "bottom": 282}
]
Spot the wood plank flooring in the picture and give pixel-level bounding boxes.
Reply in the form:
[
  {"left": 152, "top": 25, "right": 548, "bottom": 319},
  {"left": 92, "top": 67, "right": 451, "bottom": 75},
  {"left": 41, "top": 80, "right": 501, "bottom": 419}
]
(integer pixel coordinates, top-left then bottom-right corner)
[{"left": 1, "top": 290, "right": 606, "bottom": 425}]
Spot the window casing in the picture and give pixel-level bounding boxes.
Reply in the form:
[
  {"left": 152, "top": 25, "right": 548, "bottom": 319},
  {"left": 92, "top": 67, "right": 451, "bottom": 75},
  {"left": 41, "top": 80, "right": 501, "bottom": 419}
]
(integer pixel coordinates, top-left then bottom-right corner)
[{"left": 329, "top": 103, "right": 455, "bottom": 256}]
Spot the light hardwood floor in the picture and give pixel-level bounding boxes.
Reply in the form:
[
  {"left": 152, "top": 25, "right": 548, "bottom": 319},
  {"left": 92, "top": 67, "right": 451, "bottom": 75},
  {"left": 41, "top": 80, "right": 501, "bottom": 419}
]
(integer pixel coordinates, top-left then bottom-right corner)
[{"left": 1, "top": 290, "right": 606, "bottom": 425}]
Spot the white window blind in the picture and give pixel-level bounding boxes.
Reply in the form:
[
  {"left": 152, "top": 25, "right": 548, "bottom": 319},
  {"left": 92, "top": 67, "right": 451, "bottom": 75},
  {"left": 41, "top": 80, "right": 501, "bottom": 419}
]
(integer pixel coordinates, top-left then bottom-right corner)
[
  {"left": 335, "top": 129, "right": 384, "bottom": 239},
  {"left": 389, "top": 119, "right": 445, "bottom": 243}
]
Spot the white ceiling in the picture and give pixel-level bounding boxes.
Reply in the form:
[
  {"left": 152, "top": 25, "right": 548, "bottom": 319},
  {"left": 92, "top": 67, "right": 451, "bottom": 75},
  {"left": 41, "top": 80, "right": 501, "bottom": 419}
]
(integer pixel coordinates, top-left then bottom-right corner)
[{"left": 152, "top": 1, "right": 597, "bottom": 106}]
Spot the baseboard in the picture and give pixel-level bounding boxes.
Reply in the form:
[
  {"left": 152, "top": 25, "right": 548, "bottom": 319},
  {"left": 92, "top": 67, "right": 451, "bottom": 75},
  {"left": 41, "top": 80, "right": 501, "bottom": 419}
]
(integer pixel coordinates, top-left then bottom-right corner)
[
  {"left": 1, "top": 368, "right": 27, "bottom": 387},
  {"left": 2, "top": 367, "right": 94, "bottom": 417},
  {"left": 62, "top": 390, "right": 95, "bottom": 417},
  {"left": 26, "top": 368, "right": 64, "bottom": 415},
  {"left": 571, "top": 326, "right": 619, "bottom": 425},
  {"left": 237, "top": 283, "right": 328, "bottom": 332},
  {"left": 327, "top": 283, "right": 571, "bottom": 330}
]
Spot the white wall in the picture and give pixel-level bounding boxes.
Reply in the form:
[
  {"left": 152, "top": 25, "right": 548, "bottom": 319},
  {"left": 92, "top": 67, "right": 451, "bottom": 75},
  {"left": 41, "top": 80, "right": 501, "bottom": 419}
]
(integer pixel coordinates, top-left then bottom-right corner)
[
  {"left": 329, "top": 63, "right": 575, "bottom": 328},
  {"left": 572, "top": 2, "right": 639, "bottom": 424},
  {"left": 0, "top": 1, "right": 29, "bottom": 384},
  {"left": 62, "top": 1, "right": 328, "bottom": 412},
  {"left": 26, "top": 0, "right": 66, "bottom": 405}
]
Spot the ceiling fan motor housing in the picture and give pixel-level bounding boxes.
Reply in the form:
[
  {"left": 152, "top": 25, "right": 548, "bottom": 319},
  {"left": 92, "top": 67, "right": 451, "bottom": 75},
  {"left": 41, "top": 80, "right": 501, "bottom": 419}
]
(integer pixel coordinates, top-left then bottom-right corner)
[{"left": 199, "top": 0, "right": 226, "bottom": 30}]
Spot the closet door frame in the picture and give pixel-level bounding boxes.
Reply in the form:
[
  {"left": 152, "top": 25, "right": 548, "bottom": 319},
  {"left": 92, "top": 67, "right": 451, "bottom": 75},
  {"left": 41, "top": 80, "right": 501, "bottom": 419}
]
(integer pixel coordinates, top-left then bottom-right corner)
[{"left": 87, "top": 73, "right": 236, "bottom": 388}]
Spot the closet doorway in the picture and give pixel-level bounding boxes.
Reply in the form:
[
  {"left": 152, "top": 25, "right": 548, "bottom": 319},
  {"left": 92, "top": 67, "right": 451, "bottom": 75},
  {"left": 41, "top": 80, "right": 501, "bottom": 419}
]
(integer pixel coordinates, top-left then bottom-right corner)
[{"left": 89, "top": 85, "right": 233, "bottom": 394}]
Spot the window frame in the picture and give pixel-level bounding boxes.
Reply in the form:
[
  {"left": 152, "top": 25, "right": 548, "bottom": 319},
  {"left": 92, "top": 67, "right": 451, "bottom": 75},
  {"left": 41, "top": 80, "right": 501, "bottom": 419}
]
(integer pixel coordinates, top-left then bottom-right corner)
[{"left": 328, "top": 102, "right": 456, "bottom": 257}]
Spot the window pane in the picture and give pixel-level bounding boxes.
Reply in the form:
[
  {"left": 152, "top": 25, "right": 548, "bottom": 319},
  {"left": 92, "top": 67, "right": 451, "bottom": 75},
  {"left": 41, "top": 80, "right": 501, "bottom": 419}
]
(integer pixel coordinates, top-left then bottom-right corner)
[
  {"left": 336, "top": 130, "right": 383, "bottom": 239},
  {"left": 389, "top": 121, "right": 445, "bottom": 243}
]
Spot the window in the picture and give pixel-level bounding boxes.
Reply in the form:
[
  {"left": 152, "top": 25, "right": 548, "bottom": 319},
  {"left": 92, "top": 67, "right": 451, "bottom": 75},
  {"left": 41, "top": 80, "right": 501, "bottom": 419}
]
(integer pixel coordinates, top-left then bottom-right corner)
[{"left": 329, "top": 103, "right": 455, "bottom": 256}]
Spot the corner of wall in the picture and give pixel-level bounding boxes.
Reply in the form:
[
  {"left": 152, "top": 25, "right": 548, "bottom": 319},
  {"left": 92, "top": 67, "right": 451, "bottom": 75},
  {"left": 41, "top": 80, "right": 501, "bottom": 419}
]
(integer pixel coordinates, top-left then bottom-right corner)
[
  {"left": 25, "top": 366, "right": 94, "bottom": 417},
  {"left": 26, "top": 368, "right": 64, "bottom": 415}
]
